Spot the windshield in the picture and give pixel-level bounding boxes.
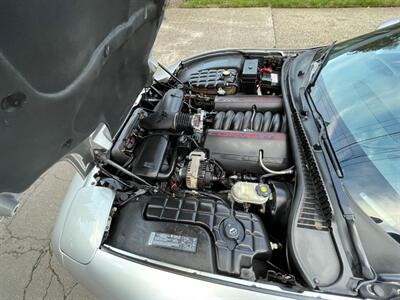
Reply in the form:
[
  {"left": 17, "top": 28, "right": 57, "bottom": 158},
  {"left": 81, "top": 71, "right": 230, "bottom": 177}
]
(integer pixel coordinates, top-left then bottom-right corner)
[{"left": 310, "top": 26, "right": 400, "bottom": 238}]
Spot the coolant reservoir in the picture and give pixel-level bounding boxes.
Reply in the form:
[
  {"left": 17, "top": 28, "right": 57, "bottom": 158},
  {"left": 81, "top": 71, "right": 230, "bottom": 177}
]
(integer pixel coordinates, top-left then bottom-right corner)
[{"left": 230, "top": 182, "right": 273, "bottom": 205}]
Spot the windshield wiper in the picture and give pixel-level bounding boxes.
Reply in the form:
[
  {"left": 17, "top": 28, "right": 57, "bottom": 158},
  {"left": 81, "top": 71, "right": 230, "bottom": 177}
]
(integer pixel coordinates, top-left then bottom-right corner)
[
  {"left": 315, "top": 114, "right": 344, "bottom": 178},
  {"left": 306, "top": 41, "right": 337, "bottom": 90},
  {"left": 304, "top": 91, "right": 343, "bottom": 178}
]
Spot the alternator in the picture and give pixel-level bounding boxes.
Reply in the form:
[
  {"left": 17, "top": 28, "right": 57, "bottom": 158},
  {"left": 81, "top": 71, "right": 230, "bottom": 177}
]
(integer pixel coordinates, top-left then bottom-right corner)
[{"left": 185, "top": 151, "right": 213, "bottom": 190}]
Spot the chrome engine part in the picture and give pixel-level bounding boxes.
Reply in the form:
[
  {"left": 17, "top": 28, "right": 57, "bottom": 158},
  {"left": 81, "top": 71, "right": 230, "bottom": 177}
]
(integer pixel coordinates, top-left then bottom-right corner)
[{"left": 185, "top": 151, "right": 206, "bottom": 190}]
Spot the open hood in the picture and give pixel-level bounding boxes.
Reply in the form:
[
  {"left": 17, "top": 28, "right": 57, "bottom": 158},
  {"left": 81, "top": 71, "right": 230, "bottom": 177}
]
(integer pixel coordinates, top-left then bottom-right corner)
[{"left": 0, "top": 0, "right": 166, "bottom": 193}]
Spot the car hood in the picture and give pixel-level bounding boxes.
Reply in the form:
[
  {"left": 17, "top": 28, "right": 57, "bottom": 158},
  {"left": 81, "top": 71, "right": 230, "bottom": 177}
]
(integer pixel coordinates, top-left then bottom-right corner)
[{"left": 0, "top": 0, "right": 166, "bottom": 193}]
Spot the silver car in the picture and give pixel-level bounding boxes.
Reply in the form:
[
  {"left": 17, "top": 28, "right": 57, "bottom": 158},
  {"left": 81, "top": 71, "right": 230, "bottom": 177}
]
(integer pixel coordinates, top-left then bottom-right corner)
[{"left": 1, "top": 1, "right": 400, "bottom": 299}]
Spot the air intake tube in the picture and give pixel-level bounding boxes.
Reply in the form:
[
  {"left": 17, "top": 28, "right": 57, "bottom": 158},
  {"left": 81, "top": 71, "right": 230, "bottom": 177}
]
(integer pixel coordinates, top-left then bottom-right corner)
[
  {"left": 140, "top": 112, "right": 192, "bottom": 131},
  {"left": 140, "top": 88, "right": 194, "bottom": 131}
]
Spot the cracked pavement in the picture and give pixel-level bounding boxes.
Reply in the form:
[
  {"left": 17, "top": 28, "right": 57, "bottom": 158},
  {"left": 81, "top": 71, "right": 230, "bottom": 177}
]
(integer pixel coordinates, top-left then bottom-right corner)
[
  {"left": 0, "top": 163, "right": 93, "bottom": 300},
  {"left": 2, "top": 6, "right": 400, "bottom": 300}
]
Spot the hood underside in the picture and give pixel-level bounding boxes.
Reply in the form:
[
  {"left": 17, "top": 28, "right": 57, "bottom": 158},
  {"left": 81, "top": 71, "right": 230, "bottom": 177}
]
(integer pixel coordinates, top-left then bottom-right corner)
[{"left": 0, "top": 0, "right": 166, "bottom": 192}]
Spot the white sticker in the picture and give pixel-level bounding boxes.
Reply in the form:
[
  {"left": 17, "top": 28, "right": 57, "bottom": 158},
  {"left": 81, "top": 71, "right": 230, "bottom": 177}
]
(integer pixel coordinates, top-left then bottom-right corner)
[
  {"left": 271, "top": 73, "right": 279, "bottom": 83},
  {"left": 148, "top": 232, "right": 198, "bottom": 253}
]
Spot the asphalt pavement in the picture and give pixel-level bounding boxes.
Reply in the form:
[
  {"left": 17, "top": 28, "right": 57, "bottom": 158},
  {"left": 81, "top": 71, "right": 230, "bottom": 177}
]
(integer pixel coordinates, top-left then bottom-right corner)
[{"left": 1, "top": 7, "right": 399, "bottom": 300}]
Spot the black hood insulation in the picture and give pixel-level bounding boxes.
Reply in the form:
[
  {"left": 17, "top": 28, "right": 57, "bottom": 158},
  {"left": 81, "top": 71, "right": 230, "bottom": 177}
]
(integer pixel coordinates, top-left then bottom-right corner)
[{"left": 0, "top": 0, "right": 166, "bottom": 192}]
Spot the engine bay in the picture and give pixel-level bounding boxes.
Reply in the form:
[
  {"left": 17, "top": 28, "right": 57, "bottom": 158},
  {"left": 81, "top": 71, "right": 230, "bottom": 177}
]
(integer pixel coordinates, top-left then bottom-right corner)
[{"left": 98, "top": 52, "right": 299, "bottom": 287}]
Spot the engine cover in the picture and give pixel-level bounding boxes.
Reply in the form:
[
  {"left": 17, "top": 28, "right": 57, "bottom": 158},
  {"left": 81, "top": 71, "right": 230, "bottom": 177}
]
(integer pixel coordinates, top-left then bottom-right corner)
[
  {"left": 204, "top": 130, "right": 290, "bottom": 173},
  {"left": 107, "top": 194, "right": 271, "bottom": 280},
  {"left": 131, "top": 89, "right": 184, "bottom": 179},
  {"left": 145, "top": 195, "right": 271, "bottom": 279},
  {"left": 188, "top": 68, "right": 238, "bottom": 95},
  {"left": 106, "top": 200, "right": 216, "bottom": 273}
]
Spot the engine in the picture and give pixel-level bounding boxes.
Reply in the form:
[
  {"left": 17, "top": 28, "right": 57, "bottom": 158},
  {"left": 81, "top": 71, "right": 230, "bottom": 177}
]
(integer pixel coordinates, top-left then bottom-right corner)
[
  {"left": 102, "top": 54, "right": 294, "bottom": 283},
  {"left": 130, "top": 89, "right": 291, "bottom": 188}
]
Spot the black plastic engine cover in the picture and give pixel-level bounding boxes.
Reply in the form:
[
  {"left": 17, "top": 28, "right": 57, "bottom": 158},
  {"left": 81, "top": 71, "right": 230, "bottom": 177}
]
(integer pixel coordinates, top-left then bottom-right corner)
[
  {"left": 145, "top": 195, "right": 272, "bottom": 279},
  {"left": 130, "top": 135, "right": 169, "bottom": 178},
  {"left": 188, "top": 68, "right": 238, "bottom": 95},
  {"left": 131, "top": 88, "right": 184, "bottom": 178},
  {"left": 106, "top": 200, "right": 216, "bottom": 273},
  {"left": 204, "top": 130, "right": 290, "bottom": 173},
  {"left": 140, "top": 88, "right": 184, "bottom": 130}
]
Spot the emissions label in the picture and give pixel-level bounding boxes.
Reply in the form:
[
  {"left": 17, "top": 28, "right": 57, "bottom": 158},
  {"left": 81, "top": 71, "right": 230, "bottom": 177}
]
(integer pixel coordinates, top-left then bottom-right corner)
[
  {"left": 271, "top": 73, "right": 279, "bottom": 83},
  {"left": 148, "top": 232, "right": 197, "bottom": 253}
]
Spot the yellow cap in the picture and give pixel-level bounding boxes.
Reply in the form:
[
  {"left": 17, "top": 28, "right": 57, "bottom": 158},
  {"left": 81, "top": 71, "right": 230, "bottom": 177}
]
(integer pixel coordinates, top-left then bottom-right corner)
[
  {"left": 260, "top": 186, "right": 268, "bottom": 193},
  {"left": 222, "top": 70, "right": 230, "bottom": 76}
]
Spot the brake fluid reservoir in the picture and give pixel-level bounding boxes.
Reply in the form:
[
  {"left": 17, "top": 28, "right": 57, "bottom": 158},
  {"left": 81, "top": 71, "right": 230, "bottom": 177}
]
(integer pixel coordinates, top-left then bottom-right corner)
[{"left": 230, "top": 182, "right": 273, "bottom": 205}]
